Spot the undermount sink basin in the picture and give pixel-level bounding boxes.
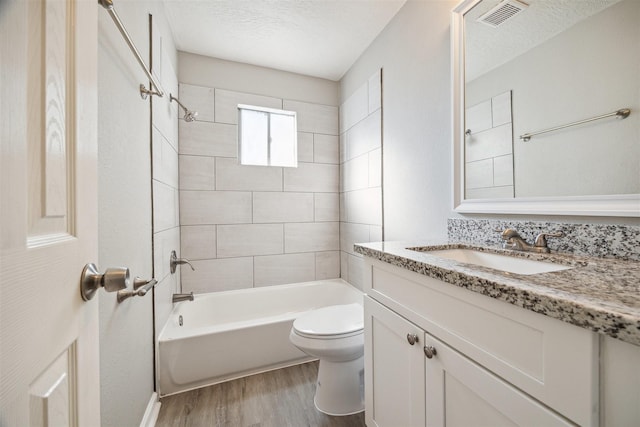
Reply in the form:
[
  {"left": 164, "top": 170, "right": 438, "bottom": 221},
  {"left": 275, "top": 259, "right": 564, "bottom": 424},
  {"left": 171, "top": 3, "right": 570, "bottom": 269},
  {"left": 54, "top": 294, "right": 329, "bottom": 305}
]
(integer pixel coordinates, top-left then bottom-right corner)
[{"left": 419, "top": 248, "right": 573, "bottom": 275}]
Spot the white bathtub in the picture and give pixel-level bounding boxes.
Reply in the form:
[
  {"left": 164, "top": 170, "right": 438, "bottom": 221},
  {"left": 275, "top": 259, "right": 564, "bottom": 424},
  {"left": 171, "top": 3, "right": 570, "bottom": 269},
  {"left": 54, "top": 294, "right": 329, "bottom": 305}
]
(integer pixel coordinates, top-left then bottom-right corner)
[{"left": 158, "top": 278, "right": 363, "bottom": 396}]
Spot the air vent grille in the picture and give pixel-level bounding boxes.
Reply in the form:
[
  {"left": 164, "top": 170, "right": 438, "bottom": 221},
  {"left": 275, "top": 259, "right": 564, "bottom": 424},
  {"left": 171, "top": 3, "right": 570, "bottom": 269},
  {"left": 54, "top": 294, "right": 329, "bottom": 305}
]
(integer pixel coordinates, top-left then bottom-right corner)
[{"left": 477, "top": 0, "right": 528, "bottom": 28}]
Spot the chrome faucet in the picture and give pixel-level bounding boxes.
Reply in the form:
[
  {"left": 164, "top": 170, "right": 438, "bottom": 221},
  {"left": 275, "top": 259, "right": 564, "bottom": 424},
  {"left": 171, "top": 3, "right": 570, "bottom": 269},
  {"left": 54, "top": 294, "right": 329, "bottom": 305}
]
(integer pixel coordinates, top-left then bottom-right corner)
[
  {"left": 500, "top": 228, "right": 564, "bottom": 254},
  {"left": 172, "top": 292, "right": 194, "bottom": 303}
]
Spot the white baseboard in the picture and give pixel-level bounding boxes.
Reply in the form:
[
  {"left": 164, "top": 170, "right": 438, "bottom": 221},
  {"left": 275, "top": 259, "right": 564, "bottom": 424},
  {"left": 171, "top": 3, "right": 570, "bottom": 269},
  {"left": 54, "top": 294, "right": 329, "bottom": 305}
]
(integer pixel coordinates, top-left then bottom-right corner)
[{"left": 140, "top": 392, "right": 161, "bottom": 427}]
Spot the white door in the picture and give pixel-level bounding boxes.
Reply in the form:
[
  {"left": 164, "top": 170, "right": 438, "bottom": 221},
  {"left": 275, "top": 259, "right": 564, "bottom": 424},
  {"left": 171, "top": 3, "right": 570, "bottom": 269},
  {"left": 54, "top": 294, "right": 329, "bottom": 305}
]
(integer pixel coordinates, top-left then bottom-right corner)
[
  {"left": 364, "top": 297, "right": 426, "bottom": 427},
  {"left": 1, "top": 0, "right": 101, "bottom": 425}
]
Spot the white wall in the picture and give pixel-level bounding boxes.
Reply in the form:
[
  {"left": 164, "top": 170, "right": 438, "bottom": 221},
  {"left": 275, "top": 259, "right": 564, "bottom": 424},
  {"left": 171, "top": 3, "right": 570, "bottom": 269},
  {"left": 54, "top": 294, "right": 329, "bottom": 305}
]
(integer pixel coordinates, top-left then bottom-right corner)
[
  {"left": 98, "top": 1, "right": 177, "bottom": 426},
  {"left": 177, "top": 54, "right": 341, "bottom": 293},
  {"left": 180, "top": 53, "right": 339, "bottom": 106},
  {"left": 341, "top": 0, "right": 456, "bottom": 241}
]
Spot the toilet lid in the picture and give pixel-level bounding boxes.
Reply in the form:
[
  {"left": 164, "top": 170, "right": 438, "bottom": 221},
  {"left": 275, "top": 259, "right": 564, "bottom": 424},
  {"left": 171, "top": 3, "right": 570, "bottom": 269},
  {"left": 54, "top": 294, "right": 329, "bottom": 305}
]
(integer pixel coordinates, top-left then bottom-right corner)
[{"left": 293, "top": 303, "right": 363, "bottom": 337}]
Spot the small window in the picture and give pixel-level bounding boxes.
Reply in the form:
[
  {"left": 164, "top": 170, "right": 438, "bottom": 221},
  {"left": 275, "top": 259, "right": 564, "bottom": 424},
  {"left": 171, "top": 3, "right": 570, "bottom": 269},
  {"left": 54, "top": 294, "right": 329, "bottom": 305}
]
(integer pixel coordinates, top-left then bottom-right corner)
[{"left": 238, "top": 104, "right": 297, "bottom": 167}]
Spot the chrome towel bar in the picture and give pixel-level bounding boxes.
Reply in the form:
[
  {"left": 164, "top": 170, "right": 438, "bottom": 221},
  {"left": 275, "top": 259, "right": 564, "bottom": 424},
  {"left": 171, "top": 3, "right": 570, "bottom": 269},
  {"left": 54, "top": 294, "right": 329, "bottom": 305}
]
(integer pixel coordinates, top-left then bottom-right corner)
[
  {"left": 98, "top": 0, "right": 164, "bottom": 99},
  {"left": 520, "top": 108, "right": 630, "bottom": 142}
]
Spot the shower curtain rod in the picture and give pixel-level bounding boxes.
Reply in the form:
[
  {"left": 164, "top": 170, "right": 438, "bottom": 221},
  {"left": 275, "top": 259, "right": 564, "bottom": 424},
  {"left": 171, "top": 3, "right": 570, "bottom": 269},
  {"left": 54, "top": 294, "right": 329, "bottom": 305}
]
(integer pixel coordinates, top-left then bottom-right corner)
[{"left": 98, "top": 0, "right": 165, "bottom": 99}]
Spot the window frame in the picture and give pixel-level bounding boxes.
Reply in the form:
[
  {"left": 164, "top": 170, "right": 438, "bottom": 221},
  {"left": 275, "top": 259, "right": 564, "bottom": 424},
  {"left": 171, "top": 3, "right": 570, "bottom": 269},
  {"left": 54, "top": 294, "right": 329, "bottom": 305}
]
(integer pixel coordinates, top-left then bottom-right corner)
[{"left": 237, "top": 104, "right": 298, "bottom": 167}]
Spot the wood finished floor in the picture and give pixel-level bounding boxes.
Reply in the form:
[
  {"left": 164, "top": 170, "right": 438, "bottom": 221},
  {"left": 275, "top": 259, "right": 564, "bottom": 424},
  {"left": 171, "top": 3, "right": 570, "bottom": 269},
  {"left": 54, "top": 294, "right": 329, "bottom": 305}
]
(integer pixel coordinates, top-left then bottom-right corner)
[{"left": 155, "top": 361, "right": 366, "bottom": 427}]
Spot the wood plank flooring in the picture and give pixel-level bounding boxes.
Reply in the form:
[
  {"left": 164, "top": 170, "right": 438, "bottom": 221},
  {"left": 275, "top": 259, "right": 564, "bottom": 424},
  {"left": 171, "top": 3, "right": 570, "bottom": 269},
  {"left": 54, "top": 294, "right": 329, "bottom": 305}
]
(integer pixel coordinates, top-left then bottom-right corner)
[{"left": 155, "top": 361, "right": 366, "bottom": 427}]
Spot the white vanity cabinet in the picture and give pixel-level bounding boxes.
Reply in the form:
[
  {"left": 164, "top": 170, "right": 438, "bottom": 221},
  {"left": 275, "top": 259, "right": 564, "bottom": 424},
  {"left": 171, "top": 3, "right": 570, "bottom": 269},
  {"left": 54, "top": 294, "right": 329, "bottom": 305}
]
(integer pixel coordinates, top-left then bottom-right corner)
[
  {"left": 363, "top": 258, "right": 602, "bottom": 427},
  {"left": 366, "top": 297, "right": 576, "bottom": 427}
]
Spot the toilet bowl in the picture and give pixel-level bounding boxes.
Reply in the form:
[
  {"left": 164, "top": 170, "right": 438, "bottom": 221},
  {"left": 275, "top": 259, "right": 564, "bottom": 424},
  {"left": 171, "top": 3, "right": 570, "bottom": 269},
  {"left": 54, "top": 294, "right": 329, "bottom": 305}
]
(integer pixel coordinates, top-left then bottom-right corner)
[{"left": 289, "top": 303, "right": 364, "bottom": 416}]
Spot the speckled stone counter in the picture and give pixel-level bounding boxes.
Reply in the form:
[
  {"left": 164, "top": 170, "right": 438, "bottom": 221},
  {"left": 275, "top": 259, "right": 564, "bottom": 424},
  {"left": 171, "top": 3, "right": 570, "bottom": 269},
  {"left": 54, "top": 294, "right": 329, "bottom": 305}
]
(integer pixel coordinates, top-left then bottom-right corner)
[{"left": 355, "top": 240, "right": 640, "bottom": 346}]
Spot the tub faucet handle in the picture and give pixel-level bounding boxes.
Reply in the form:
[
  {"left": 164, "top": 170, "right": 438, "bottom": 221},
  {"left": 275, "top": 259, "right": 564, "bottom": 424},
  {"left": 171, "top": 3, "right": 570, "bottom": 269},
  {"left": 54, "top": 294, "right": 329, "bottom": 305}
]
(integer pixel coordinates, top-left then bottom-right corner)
[{"left": 170, "top": 250, "right": 195, "bottom": 274}]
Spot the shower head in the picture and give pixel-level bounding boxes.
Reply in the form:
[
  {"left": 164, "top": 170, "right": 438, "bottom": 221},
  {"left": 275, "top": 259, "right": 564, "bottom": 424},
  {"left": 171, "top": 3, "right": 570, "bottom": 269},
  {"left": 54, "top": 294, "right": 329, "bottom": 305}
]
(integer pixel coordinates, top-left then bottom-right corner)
[
  {"left": 184, "top": 110, "right": 198, "bottom": 122},
  {"left": 170, "top": 94, "right": 198, "bottom": 122}
]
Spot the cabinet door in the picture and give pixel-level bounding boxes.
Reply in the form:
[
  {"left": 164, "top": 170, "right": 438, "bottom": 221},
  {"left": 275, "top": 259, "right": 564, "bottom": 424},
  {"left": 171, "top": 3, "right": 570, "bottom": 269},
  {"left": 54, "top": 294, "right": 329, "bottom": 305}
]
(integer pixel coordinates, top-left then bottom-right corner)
[
  {"left": 425, "top": 334, "right": 576, "bottom": 427},
  {"left": 365, "top": 297, "right": 426, "bottom": 427}
]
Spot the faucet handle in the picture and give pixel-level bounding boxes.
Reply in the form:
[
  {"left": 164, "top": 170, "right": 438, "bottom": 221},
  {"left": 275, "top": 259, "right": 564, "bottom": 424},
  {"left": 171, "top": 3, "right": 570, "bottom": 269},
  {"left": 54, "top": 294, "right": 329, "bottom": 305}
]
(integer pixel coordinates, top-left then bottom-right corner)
[
  {"left": 500, "top": 228, "right": 522, "bottom": 240},
  {"left": 170, "top": 250, "right": 195, "bottom": 274},
  {"left": 534, "top": 231, "right": 564, "bottom": 248}
]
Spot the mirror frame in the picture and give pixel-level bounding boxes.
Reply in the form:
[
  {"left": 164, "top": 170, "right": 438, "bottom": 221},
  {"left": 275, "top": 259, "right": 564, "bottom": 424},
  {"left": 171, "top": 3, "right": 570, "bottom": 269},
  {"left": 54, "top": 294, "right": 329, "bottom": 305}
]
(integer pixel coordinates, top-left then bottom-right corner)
[{"left": 451, "top": 0, "right": 640, "bottom": 217}]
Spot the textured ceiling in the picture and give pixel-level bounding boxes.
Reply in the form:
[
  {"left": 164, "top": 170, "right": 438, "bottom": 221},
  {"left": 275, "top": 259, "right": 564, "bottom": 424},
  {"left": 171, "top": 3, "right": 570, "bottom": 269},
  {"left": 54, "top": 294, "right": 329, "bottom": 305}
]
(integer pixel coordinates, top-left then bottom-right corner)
[
  {"left": 163, "top": 0, "right": 406, "bottom": 81},
  {"left": 465, "top": 0, "right": 623, "bottom": 81}
]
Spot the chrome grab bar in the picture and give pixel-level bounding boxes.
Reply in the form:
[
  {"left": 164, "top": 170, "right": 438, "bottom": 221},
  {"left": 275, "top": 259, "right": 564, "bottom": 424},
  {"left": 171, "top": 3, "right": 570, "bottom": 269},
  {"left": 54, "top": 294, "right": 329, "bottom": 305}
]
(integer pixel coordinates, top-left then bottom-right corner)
[
  {"left": 117, "top": 278, "right": 158, "bottom": 303},
  {"left": 98, "top": 0, "right": 165, "bottom": 99},
  {"left": 520, "top": 108, "right": 630, "bottom": 142}
]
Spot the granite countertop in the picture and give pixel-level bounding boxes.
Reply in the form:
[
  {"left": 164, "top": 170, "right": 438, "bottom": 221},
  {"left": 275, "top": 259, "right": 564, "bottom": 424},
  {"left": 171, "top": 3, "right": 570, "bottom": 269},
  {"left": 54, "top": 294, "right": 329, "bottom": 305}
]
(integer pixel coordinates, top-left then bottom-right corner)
[{"left": 354, "top": 240, "right": 640, "bottom": 346}]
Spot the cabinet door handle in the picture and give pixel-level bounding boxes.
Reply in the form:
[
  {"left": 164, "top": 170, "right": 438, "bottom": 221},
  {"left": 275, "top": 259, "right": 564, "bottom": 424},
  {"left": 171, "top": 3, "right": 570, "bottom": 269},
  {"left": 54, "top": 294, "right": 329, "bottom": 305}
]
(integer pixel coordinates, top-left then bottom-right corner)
[
  {"left": 423, "top": 345, "right": 437, "bottom": 359},
  {"left": 406, "top": 333, "right": 419, "bottom": 345}
]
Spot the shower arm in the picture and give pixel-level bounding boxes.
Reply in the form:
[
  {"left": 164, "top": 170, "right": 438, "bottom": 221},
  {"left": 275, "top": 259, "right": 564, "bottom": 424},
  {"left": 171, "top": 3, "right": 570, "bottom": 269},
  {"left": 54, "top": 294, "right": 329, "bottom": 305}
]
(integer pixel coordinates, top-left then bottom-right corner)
[
  {"left": 98, "top": 0, "right": 165, "bottom": 99},
  {"left": 170, "top": 94, "right": 190, "bottom": 115}
]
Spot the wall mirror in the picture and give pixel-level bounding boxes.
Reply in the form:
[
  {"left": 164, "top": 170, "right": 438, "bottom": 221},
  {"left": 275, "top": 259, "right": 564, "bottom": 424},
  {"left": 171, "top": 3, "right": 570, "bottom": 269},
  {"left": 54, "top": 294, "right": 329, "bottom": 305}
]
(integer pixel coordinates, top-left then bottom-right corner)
[{"left": 452, "top": 0, "right": 639, "bottom": 216}]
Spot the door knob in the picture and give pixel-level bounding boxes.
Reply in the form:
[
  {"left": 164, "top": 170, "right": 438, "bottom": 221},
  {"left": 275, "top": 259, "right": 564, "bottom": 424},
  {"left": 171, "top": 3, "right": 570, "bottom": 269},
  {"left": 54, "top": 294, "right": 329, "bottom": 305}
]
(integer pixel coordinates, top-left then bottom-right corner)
[{"left": 80, "top": 263, "right": 130, "bottom": 301}]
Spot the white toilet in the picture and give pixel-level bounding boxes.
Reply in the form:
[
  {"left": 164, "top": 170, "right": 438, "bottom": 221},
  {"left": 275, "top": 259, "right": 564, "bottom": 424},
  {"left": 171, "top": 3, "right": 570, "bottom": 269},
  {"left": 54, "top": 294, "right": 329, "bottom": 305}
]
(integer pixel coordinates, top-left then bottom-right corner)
[{"left": 289, "top": 303, "right": 364, "bottom": 416}]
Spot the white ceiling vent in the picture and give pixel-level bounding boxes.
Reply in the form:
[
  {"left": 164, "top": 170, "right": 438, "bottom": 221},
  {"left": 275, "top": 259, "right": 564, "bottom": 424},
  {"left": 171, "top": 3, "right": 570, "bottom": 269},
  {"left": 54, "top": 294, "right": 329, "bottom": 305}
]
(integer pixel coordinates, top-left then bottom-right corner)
[{"left": 477, "top": 0, "right": 529, "bottom": 28}]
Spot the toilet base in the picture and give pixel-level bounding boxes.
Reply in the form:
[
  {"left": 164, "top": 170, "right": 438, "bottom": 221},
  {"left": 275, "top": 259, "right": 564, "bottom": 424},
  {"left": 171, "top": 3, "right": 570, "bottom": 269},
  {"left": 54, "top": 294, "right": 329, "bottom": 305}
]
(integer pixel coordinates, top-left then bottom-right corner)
[{"left": 314, "top": 355, "right": 364, "bottom": 416}]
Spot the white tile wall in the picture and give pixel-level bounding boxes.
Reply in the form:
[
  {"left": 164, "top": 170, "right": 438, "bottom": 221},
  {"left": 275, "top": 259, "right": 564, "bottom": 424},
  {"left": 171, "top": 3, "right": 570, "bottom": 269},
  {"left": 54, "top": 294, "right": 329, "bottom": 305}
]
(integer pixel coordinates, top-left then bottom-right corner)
[
  {"left": 153, "top": 227, "right": 181, "bottom": 285},
  {"left": 283, "top": 100, "right": 339, "bottom": 135},
  {"left": 466, "top": 185, "right": 514, "bottom": 199},
  {"left": 217, "top": 224, "right": 284, "bottom": 257},
  {"left": 181, "top": 258, "right": 254, "bottom": 293},
  {"left": 340, "top": 84, "right": 368, "bottom": 132},
  {"left": 152, "top": 43, "right": 181, "bottom": 344},
  {"left": 253, "top": 192, "right": 314, "bottom": 223},
  {"left": 465, "top": 123, "right": 513, "bottom": 162},
  {"left": 370, "top": 226, "right": 383, "bottom": 242},
  {"left": 466, "top": 99, "right": 492, "bottom": 134},
  {"left": 346, "top": 188, "right": 383, "bottom": 226},
  {"left": 314, "top": 193, "right": 339, "bottom": 222},
  {"left": 368, "top": 70, "right": 382, "bottom": 114},
  {"left": 345, "top": 109, "right": 381, "bottom": 161},
  {"left": 179, "top": 155, "right": 215, "bottom": 190},
  {"left": 180, "top": 225, "right": 216, "bottom": 260},
  {"left": 153, "top": 181, "right": 179, "bottom": 232},
  {"left": 465, "top": 158, "right": 494, "bottom": 190},
  {"left": 180, "top": 190, "right": 252, "bottom": 225},
  {"left": 179, "top": 121, "right": 237, "bottom": 157},
  {"left": 464, "top": 90, "right": 514, "bottom": 199},
  {"left": 493, "top": 154, "right": 514, "bottom": 186},
  {"left": 283, "top": 163, "right": 339, "bottom": 193},
  {"left": 297, "top": 132, "right": 314, "bottom": 162},
  {"left": 340, "top": 222, "right": 370, "bottom": 256},
  {"left": 342, "top": 155, "right": 369, "bottom": 192},
  {"left": 368, "top": 148, "right": 382, "bottom": 187},
  {"left": 152, "top": 128, "right": 179, "bottom": 188},
  {"left": 346, "top": 253, "right": 364, "bottom": 291},
  {"left": 339, "top": 69, "right": 383, "bottom": 287},
  {"left": 254, "top": 253, "right": 315, "bottom": 286},
  {"left": 285, "top": 222, "right": 339, "bottom": 253},
  {"left": 179, "top": 84, "right": 215, "bottom": 123},
  {"left": 492, "top": 91, "right": 512, "bottom": 127},
  {"left": 313, "top": 134, "right": 339, "bottom": 164},
  {"left": 216, "top": 157, "right": 283, "bottom": 191},
  {"left": 215, "top": 89, "right": 282, "bottom": 124},
  {"left": 315, "top": 251, "right": 341, "bottom": 279},
  {"left": 152, "top": 227, "right": 180, "bottom": 337},
  {"left": 178, "top": 83, "right": 340, "bottom": 293}
]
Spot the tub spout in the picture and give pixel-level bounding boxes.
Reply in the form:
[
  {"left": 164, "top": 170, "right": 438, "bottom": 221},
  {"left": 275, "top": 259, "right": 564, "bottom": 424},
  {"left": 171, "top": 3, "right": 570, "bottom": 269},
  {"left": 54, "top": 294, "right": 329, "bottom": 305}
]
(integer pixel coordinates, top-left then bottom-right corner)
[{"left": 172, "top": 292, "right": 194, "bottom": 303}]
